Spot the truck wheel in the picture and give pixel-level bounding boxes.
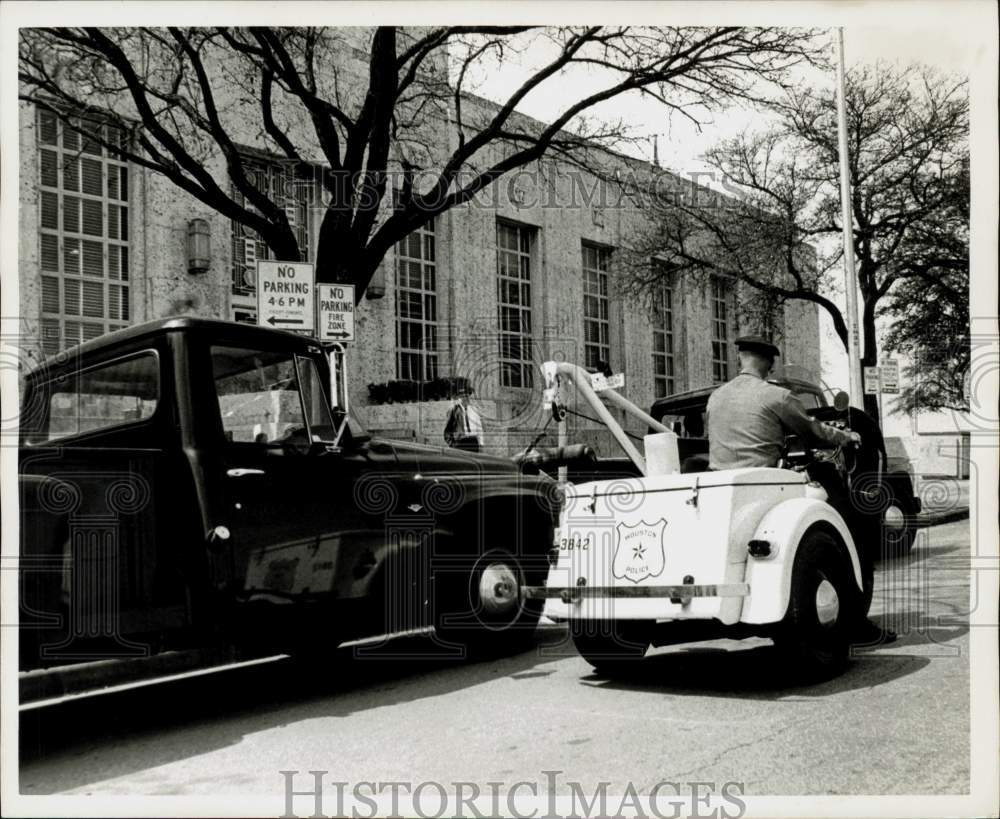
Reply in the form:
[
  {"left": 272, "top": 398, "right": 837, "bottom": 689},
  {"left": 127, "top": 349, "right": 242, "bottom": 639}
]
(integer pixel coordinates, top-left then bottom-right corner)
[
  {"left": 882, "top": 493, "right": 918, "bottom": 557},
  {"left": 434, "top": 549, "right": 543, "bottom": 657},
  {"left": 570, "top": 620, "right": 652, "bottom": 672},
  {"left": 776, "top": 530, "right": 858, "bottom": 681}
]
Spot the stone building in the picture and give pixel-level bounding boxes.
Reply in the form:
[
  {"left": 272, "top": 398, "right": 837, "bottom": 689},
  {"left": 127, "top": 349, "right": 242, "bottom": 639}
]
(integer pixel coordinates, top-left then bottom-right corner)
[{"left": 16, "top": 30, "right": 821, "bottom": 457}]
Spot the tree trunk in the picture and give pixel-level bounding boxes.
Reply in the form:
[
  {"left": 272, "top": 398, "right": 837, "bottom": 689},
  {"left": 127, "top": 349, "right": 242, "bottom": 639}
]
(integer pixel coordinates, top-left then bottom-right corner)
[
  {"left": 860, "top": 294, "right": 881, "bottom": 423},
  {"left": 315, "top": 232, "right": 379, "bottom": 304}
]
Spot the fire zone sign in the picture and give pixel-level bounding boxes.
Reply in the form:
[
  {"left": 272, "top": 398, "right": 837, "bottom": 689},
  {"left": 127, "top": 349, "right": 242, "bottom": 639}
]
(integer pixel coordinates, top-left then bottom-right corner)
[
  {"left": 317, "top": 284, "right": 356, "bottom": 343},
  {"left": 257, "top": 260, "right": 315, "bottom": 332}
]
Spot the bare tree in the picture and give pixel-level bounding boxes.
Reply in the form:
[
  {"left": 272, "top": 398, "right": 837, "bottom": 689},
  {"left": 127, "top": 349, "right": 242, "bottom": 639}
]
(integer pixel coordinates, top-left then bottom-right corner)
[
  {"left": 20, "top": 26, "right": 823, "bottom": 302},
  {"left": 623, "top": 63, "right": 969, "bottom": 410}
]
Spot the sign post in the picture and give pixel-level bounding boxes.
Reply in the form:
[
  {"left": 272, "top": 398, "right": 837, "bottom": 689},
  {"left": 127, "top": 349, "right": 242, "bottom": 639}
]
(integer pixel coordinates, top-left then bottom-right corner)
[
  {"left": 317, "top": 284, "right": 356, "bottom": 343},
  {"left": 256, "top": 260, "right": 315, "bottom": 332},
  {"left": 316, "top": 284, "right": 356, "bottom": 428}
]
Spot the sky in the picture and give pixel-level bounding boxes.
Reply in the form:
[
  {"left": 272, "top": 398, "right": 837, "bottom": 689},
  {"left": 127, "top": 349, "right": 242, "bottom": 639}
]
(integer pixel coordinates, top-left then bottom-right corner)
[
  {"left": 461, "top": 18, "right": 980, "bottom": 414},
  {"left": 465, "top": 23, "right": 973, "bottom": 178}
]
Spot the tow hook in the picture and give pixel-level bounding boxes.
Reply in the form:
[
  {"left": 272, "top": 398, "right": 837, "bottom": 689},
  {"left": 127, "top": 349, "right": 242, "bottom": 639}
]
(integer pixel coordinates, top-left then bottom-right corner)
[
  {"left": 670, "top": 574, "right": 695, "bottom": 607},
  {"left": 560, "top": 576, "right": 586, "bottom": 605}
]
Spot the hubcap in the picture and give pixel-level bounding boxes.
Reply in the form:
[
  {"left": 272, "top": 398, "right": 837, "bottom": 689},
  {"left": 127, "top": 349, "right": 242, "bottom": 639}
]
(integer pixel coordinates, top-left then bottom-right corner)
[
  {"left": 478, "top": 563, "right": 520, "bottom": 617},
  {"left": 884, "top": 505, "right": 905, "bottom": 530},
  {"left": 815, "top": 578, "right": 840, "bottom": 626}
]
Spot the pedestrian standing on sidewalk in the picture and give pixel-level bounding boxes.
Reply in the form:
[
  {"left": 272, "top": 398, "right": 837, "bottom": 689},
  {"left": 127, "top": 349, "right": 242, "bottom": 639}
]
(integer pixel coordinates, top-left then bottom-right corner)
[{"left": 444, "top": 386, "right": 482, "bottom": 452}]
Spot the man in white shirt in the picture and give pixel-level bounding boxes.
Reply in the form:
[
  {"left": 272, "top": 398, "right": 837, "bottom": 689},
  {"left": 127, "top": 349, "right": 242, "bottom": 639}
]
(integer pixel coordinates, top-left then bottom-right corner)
[{"left": 444, "top": 386, "right": 482, "bottom": 452}]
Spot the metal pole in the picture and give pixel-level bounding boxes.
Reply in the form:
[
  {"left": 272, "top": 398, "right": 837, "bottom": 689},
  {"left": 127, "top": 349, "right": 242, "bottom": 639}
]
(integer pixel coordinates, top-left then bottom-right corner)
[
  {"left": 835, "top": 28, "right": 865, "bottom": 403},
  {"left": 557, "top": 409, "right": 568, "bottom": 484}
]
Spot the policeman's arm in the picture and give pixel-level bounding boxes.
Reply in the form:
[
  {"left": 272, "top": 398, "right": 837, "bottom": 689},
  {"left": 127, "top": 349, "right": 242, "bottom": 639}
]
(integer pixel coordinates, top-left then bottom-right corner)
[{"left": 777, "top": 393, "right": 854, "bottom": 449}]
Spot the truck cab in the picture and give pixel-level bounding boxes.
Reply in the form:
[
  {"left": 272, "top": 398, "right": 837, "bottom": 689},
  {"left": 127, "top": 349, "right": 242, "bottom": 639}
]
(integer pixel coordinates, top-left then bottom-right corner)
[{"left": 18, "top": 318, "right": 557, "bottom": 690}]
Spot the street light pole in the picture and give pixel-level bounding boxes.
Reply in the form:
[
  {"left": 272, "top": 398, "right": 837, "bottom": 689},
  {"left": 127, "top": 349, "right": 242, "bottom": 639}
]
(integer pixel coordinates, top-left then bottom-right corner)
[{"left": 835, "top": 28, "right": 865, "bottom": 403}]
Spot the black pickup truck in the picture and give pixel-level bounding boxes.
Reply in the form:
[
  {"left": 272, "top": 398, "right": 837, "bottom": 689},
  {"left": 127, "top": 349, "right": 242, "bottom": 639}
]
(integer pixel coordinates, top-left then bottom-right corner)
[{"left": 18, "top": 318, "right": 558, "bottom": 695}]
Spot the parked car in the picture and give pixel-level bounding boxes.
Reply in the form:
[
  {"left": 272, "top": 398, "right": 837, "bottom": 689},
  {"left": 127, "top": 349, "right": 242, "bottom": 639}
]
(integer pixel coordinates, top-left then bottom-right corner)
[
  {"left": 18, "top": 318, "right": 558, "bottom": 699},
  {"left": 650, "top": 378, "right": 921, "bottom": 555}
]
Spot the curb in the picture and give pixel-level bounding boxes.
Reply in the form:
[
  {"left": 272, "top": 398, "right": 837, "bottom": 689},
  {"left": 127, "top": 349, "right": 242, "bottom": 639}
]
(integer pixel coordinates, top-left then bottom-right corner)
[{"left": 914, "top": 508, "right": 969, "bottom": 528}]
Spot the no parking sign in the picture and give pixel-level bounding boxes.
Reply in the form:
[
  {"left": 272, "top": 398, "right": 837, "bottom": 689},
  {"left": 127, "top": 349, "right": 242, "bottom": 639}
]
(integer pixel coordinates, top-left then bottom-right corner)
[{"left": 317, "top": 284, "right": 356, "bottom": 342}]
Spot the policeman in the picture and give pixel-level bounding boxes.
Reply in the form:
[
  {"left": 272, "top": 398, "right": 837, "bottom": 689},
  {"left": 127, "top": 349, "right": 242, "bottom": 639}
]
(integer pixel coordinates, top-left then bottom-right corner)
[
  {"left": 706, "top": 336, "right": 858, "bottom": 469},
  {"left": 706, "top": 335, "right": 894, "bottom": 644}
]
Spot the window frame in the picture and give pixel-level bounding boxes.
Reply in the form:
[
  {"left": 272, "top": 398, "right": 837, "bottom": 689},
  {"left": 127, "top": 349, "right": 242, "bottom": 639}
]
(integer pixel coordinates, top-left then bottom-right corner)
[
  {"left": 711, "top": 276, "right": 733, "bottom": 383},
  {"left": 210, "top": 345, "right": 336, "bottom": 448},
  {"left": 395, "top": 220, "right": 439, "bottom": 382},
  {"left": 28, "top": 349, "right": 161, "bottom": 445},
  {"left": 652, "top": 277, "right": 678, "bottom": 399},
  {"left": 582, "top": 242, "right": 612, "bottom": 370},
  {"left": 36, "top": 106, "right": 132, "bottom": 356},
  {"left": 496, "top": 220, "right": 535, "bottom": 389},
  {"left": 231, "top": 155, "right": 315, "bottom": 299}
]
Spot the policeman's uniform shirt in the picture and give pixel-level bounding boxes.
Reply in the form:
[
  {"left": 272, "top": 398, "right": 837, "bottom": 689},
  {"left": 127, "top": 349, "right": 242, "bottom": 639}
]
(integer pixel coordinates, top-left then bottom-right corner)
[{"left": 706, "top": 372, "right": 853, "bottom": 470}]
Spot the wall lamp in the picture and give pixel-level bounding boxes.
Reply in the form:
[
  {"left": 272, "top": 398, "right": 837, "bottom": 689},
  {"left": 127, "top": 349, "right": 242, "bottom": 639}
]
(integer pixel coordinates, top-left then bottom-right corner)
[{"left": 187, "top": 218, "right": 211, "bottom": 274}]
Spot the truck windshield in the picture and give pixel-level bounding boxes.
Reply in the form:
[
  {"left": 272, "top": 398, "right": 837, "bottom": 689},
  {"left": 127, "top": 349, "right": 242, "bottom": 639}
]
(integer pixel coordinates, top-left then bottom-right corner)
[{"left": 211, "top": 346, "right": 336, "bottom": 445}]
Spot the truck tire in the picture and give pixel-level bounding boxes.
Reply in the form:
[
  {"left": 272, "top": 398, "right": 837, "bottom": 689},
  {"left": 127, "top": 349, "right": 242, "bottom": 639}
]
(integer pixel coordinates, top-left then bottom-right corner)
[
  {"left": 882, "top": 492, "right": 918, "bottom": 557},
  {"left": 570, "top": 619, "right": 652, "bottom": 672},
  {"left": 434, "top": 548, "right": 543, "bottom": 657},
  {"left": 775, "top": 529, "right": 858, "bottom": 681}
]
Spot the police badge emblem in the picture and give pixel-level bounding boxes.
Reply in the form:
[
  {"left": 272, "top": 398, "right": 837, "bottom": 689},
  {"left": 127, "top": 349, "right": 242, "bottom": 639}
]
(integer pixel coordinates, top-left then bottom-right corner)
[{"left": 612, "top": 520, "right": 667, "bottom": 583}]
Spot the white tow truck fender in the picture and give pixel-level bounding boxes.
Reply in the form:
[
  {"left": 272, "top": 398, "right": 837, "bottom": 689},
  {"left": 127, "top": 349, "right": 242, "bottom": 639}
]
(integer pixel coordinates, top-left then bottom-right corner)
[{"left": 739, "top": 497, "right": 863, "bottom": 625}]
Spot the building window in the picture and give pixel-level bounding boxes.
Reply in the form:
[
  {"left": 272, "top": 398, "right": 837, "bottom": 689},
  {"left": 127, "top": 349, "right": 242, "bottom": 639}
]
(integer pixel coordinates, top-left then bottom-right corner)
[
  {"left": 396, "top": 221, "right": 438, "bottom": 381},
  {"left": 231, "top": 157, "right": 313, "bottom": 298},
  {"left": 582, "top": 243, "right": 612, "bottom": 370},
  {"left": 711, "top": 277, "right": 732, "bottom": 383},
  {"left": 652, "top": 280, "right": 677, "bottom": 398},
  {"left": 497, "top": 221, "right": 534, "bottom": 388},
  {"left": 36, "top": 108, "right": 131, "bottom": 356}
]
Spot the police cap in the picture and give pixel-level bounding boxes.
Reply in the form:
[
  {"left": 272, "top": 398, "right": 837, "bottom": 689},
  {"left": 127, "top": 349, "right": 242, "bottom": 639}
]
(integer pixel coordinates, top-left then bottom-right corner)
[{"left": 735, "top": 335, "right": 780, "bottom": 360}]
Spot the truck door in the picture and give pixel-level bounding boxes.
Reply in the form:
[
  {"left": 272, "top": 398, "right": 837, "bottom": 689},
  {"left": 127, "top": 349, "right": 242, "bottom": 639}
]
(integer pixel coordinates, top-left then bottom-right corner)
[
  {"left": 206, "top": 344, "right": 375, "bottom": 601},
  {"left": 19, "top": 346, "right": 193, "bottom": 669}
]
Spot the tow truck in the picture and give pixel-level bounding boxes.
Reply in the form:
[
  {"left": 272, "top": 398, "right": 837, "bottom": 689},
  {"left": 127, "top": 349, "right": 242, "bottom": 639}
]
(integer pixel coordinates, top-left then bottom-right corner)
[{"left": 522, "top": 362, "right": 878, "bottom": 680}]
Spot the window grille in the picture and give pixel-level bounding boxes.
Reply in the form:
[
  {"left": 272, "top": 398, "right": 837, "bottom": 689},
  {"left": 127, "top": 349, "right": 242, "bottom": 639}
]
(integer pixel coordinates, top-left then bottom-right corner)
[
  {"left": 395, "top": 221, "right": 439, "bottom": 381},
  {"left": 36, "top": 108, "right": 130, "bottom": 356},
  {"left": 652, "top": 278, "right": 677, "bottom": 398},
  {"left": 582, "top": 243, "right": 612, "bottom": 370},
  {"left": 231, "top": 158, "right": 312, "bottom": 297},
  {"left": 497, "top": 222, "right": 534, "bottom": 388}
]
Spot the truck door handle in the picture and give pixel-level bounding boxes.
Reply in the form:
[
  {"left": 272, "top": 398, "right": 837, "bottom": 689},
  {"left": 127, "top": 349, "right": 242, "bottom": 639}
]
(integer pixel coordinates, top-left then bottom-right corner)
[{"left": 227, "top": 468, "right": 266, "bottom": 477}]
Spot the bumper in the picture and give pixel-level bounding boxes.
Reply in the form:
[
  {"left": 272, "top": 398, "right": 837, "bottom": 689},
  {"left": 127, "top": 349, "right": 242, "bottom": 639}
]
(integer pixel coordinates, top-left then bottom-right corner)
[{"left": 523, "top": 583, "right": 749, "bottom": 603}]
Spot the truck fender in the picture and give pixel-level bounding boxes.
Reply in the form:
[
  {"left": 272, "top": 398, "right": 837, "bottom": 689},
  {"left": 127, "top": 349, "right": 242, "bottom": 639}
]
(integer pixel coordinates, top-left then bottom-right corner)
[{"left": 739, "top": 497, "right": 863, "bottom": 625}]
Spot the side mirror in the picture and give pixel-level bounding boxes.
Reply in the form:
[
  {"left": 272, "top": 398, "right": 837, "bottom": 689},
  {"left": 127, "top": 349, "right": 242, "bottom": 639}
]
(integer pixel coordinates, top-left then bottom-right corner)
[{"left": 833, "top": 391, "right": 850, "bottom": 412}]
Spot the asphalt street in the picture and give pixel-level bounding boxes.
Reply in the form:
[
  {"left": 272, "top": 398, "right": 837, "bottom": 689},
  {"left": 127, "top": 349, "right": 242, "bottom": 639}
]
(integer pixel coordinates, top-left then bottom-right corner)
[{"left": 19, "top": 520, "right": 971, "bottom": 799}]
